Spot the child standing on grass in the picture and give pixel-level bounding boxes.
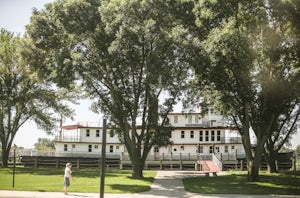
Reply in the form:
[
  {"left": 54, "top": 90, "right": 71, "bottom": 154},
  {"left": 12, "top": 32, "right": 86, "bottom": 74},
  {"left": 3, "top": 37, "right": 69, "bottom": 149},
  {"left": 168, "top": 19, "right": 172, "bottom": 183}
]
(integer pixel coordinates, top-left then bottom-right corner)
[{"left": 63, "top": 163, "right": 73, "bottom": 195}]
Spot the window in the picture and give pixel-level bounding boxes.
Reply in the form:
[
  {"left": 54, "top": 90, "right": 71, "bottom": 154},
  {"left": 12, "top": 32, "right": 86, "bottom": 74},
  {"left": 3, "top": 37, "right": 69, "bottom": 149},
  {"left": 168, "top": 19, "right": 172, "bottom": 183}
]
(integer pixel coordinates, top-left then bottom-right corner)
[
  {"left": 199, "top": 146, "right": 203, "bottom": 153},
  {"left": 225, "top": 146, "right": 228, "bottom": 153},
  {"left": 188, "top": 115, "right": 192, "bottom": 123},
  {"left": 199, "top": 131, "right": 203, "bottom": 142},
  {"left": 210, "top": 108, "right": 214, "bottom": 115},
  {"left": 190, "top": 131, "right": 194, "bottom": 138},
  {"left": 231, "top": 145, "right": 235, "bottom": 150},
  {"left": 195, "top": 115, "right": 199, "bottom": 123},
  {"left": 86, "top": 129, "right": 90, "bottom": 137},
  {"left": 109, "top": 145, "right": 113, "bottom": 153},
  {"left": 211, "top": 131, "right": 215, "bottom": 141},
  {"left": 109, "top": 130, "right": 114, "bottom": 138},
  {"left": 94, "top": 145, "right": 99, "bottom": 149},
  {"left": 180, "top": 146, "right": 184, "bottom": 151},
  {"left": 96, "top": 130, "right": 100, "bottom": 137},
  {"left": 215, "top": 146, "right": 220, "bottom": 153},
  {"left": 173, "top": 148, "right": 177, "bottom": 152},
  {"left": 209, "top": 146, "right": 213, "bottom": 153},
  {"left": 205, "top": 131, "right": 209, "bottom": 141},
  {"left": 181, "top": 131, "right": 185, "bottom": 138},
  {"left": 217, "top": 130, "right": 221, "bottom": 141},
  {"left": 72, "top": 144, "right": 75, "bottom": 149},
  {"left": 64, "top": 144, "right": 68, "bottom": 151},
  {"left": 174, "top": 115, "right": 178, "bottom": 123},
  {"left": 154, "top": 147, "right": 159, "bottom": 153},
  {"left": 116, "top": 146, "right": 119, "bottom": 150},
  {"left": 88, "top": 145, "right": 92, "bottom": 152}
]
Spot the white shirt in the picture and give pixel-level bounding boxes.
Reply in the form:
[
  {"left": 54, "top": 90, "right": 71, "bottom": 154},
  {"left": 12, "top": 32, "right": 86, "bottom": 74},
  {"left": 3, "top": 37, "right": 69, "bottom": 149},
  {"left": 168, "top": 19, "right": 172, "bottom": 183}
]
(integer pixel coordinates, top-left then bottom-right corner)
[{"left": 64, "top": 167, "right": 72, "bottom": 178}]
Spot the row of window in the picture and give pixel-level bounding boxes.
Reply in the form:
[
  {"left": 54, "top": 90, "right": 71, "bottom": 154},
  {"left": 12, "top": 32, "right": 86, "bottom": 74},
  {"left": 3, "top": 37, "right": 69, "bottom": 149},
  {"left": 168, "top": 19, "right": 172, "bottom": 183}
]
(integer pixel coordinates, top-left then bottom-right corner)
[
  {"left": 173, "top": 109, "right": 215, "bottom": 124},
  {"left": 63, "top": 144, "right": 119, "bottom": 153},
  {"left": 180, "top": 130, "right": 221, "bottom": 142},
  {"left": 64, "top": 144, "right": 235, "bottom": 153},
  {"left": 85, "top": 129, "right": 115, "bottom": 138},
  {"left": 174, "top": 115, "right": 201, "bottom": 124},
  {"left": 83, "top": 129, "right": 221, "bottom": 142},
  {"left": 172, "top": 145, "right": 235, "bottom": 153}
]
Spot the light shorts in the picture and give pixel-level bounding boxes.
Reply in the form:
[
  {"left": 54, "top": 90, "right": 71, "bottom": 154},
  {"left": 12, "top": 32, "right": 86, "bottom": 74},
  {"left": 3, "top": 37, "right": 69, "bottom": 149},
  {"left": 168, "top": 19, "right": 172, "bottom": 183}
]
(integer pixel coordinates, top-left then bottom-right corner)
[{"left": 64, "top": 177, "right": 70, "bottom": 187}]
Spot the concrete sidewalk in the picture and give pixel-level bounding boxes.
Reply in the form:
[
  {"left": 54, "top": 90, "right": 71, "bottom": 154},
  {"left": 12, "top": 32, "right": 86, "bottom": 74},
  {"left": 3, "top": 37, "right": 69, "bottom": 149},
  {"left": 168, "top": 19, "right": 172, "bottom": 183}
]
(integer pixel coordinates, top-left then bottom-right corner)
[{"left": 0, "top": 171, "right": 299, "bottom": 198}]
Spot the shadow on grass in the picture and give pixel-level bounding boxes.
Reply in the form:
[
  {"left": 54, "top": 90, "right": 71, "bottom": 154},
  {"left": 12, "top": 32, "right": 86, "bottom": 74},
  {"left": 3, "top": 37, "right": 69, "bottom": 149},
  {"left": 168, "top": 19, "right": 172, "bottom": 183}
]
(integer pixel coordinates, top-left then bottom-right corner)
[
  {"left": 0, "top": 167, "right": 155, "bottom": 182},
  {"left": 183, "top": 172, "right": 300, "bottom": 195},
  {"left": 108, "top": 184, "right": 151, "bottom": 193},
  {"left": 0, "top": 167, "right": 137, "bottom": 178}
]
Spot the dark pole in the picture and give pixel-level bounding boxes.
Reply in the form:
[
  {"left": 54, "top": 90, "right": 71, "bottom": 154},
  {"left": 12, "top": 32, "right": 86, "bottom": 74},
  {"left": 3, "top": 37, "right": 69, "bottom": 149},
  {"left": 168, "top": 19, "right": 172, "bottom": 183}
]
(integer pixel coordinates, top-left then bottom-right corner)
[
  {"left": 12, "top": 144, "right": 16, "bottom": 189},
  {"left": 100, "top": 117, "right": 107, "bottom": 198}
]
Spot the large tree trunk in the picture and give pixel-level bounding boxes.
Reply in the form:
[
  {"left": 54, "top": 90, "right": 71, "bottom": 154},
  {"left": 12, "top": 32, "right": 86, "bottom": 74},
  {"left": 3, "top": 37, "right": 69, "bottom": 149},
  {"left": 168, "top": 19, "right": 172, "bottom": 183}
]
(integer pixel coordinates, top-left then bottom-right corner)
[
  {"left": 1, "top": 147, "right": 9, "bottom": 167},
  {"left": 247, "top": 156, "right": 261, "bottom": 182},
  {"left": 267, "top": 158, "right": 277, "bottom": 173},
  {"left": 131, "top": 154, "right": 145, "bottom": 179},
  {"left": 247, "top": 139, "right": 266, "bottom": 182},
  {"left": 265, "top": 149, "right": 278, "bottom": 173}
]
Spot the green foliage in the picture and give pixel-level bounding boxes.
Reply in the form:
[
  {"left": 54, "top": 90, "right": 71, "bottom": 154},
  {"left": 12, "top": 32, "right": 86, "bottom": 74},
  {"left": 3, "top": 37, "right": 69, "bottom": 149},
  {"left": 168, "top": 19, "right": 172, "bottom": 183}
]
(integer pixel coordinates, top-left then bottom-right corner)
[
  {"left": 191, "top": 0, "right": 300, "bottom": 181},
  {"left": 34, "top": 138, "right": 55, "bottom": 150},
  {"left": 26, "top": 0, "right": 198, "bottom": 178},
  {"left": 296, "top": 145, "right": 300, "bottom": 159},
  {"left": 0, "top": 168, "right": 155, "bottom": 193},
  {"left": 0, "top": 28, "right": 74, "bottom": 167}
]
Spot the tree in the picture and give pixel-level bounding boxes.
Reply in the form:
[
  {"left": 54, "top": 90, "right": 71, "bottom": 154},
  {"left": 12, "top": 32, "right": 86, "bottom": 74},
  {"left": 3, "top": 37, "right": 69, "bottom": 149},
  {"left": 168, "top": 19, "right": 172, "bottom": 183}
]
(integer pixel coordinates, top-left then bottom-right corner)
[
  {"left": 264, "top": 105, "right": 299, "bottom": 173},
  {"left": 26, "top": 0, "right": 197, "bottom": 178},
  {"left": 0, "top": 29, "right": 73, "bottom": 167},
  {"left": 192, "top": 0, "right": 300, "bottom": 181},
  {"left": 296, "top": 145, "right": 300, "bottom": 159},
  {"left": 34, "top": 138, "right": 55, "bottom": 151}
]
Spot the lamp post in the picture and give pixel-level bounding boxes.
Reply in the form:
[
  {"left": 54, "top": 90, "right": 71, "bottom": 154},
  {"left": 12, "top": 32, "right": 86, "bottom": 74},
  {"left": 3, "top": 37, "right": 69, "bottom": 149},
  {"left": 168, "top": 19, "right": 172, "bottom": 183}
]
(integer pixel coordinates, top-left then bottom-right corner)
[
  {"left": 100, "top": 117, "right": 107, "bottom": 198},
  {"left": 12, "top": 144, "right": 17, "bottom": 189}
]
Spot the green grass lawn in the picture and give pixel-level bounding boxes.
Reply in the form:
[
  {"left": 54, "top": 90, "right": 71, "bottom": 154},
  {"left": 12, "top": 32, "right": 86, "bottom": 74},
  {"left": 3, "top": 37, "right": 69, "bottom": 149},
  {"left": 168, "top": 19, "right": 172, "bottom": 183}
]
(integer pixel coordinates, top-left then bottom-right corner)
[
  {"left": 0, "top": 167, "right": 156, "bottom": 193},
  {"left": 183, "top": 171, "right": 300, "bottom": 195},
  {"left": 2, "top": 167, "right": 300, "bottom": 195}
]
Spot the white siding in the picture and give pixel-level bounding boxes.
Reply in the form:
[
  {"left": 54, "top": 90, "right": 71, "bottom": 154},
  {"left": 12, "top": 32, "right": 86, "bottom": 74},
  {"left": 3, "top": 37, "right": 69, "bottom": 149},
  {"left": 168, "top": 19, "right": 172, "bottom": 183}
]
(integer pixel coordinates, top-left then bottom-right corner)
[{"left": 54, "top": 108, "right": 245, "bottom": 157}]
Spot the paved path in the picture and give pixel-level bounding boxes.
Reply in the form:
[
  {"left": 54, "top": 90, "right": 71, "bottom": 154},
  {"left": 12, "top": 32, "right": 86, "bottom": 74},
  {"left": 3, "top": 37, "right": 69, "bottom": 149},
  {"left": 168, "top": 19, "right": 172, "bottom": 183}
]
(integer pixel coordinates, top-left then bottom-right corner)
[{"left": 0, "top": 171, "right": 299, "bottom": 198}]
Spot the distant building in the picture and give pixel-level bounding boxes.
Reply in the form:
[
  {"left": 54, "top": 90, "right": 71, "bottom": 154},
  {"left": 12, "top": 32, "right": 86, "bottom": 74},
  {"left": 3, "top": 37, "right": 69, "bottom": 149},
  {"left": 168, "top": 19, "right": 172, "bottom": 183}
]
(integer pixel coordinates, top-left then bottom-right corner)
[{"left": 53, "top": 106, "right": 245, "bottom": 160}]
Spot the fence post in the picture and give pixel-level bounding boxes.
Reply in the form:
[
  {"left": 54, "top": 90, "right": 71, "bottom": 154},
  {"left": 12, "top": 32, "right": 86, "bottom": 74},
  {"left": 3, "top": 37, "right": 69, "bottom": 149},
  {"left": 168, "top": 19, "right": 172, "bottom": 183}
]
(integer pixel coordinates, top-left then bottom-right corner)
[
  {"left": 77, "top": 158, "right": 80, "bottom": 169},
  {"left": 34, "top": 157, "right": 38, "bottom": 168},
  {"left": 240, "top": 160, "right": 243, "bottom": 171},
  {"left": 56, "top": 158, "right": 59, "bottom": 168},
  {"left": 119, "top": 152, "right": 123, "bottom": 170},
  {"left": 180, "top": 160, "right": 182, "bottom": 170},
  {"left": 170, "top": 153, "right": 175, "bottom": 170},
  {"left": 160, "top": 160, "right": 163, "bottom": 170}
]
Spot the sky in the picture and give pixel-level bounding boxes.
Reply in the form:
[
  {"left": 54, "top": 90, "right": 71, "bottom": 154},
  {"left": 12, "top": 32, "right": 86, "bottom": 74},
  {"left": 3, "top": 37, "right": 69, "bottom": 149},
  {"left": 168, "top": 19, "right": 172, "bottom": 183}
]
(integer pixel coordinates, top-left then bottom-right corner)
[
  {"left": 0, "top": 0, "right": 101, "bottom": 148},
  {"left": 0, "top": 0, "right": 299, "bottom": 149}
]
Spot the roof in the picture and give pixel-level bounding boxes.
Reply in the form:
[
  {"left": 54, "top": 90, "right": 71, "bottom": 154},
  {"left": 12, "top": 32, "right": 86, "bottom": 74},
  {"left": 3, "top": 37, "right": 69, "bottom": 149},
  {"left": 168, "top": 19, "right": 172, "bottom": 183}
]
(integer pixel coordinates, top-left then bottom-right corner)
[{"left": 63, "top": 124, "right": 88, "bottom": 130}]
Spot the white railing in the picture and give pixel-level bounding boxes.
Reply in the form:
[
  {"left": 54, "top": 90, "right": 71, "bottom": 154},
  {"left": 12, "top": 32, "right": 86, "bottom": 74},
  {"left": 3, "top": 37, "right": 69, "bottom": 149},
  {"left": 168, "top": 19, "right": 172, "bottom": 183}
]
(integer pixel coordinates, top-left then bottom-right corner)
[
  {"left": 76, "top": 121, "right": 102, "bottom": 127},
  {"left": 54, "top": 151, "right": 120, "bottom": 158},
  {"left": 121, "top": 152, "right": 212, "bottom": 161},
  {"left": 54, "top": 136, "right": 80, "bottom": 142},
  {"left": 212, "top": 153, "right": 223, "bottom": 170},
  {"left": 217, "top": 152, "right": 246, "bottom": 161}
]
